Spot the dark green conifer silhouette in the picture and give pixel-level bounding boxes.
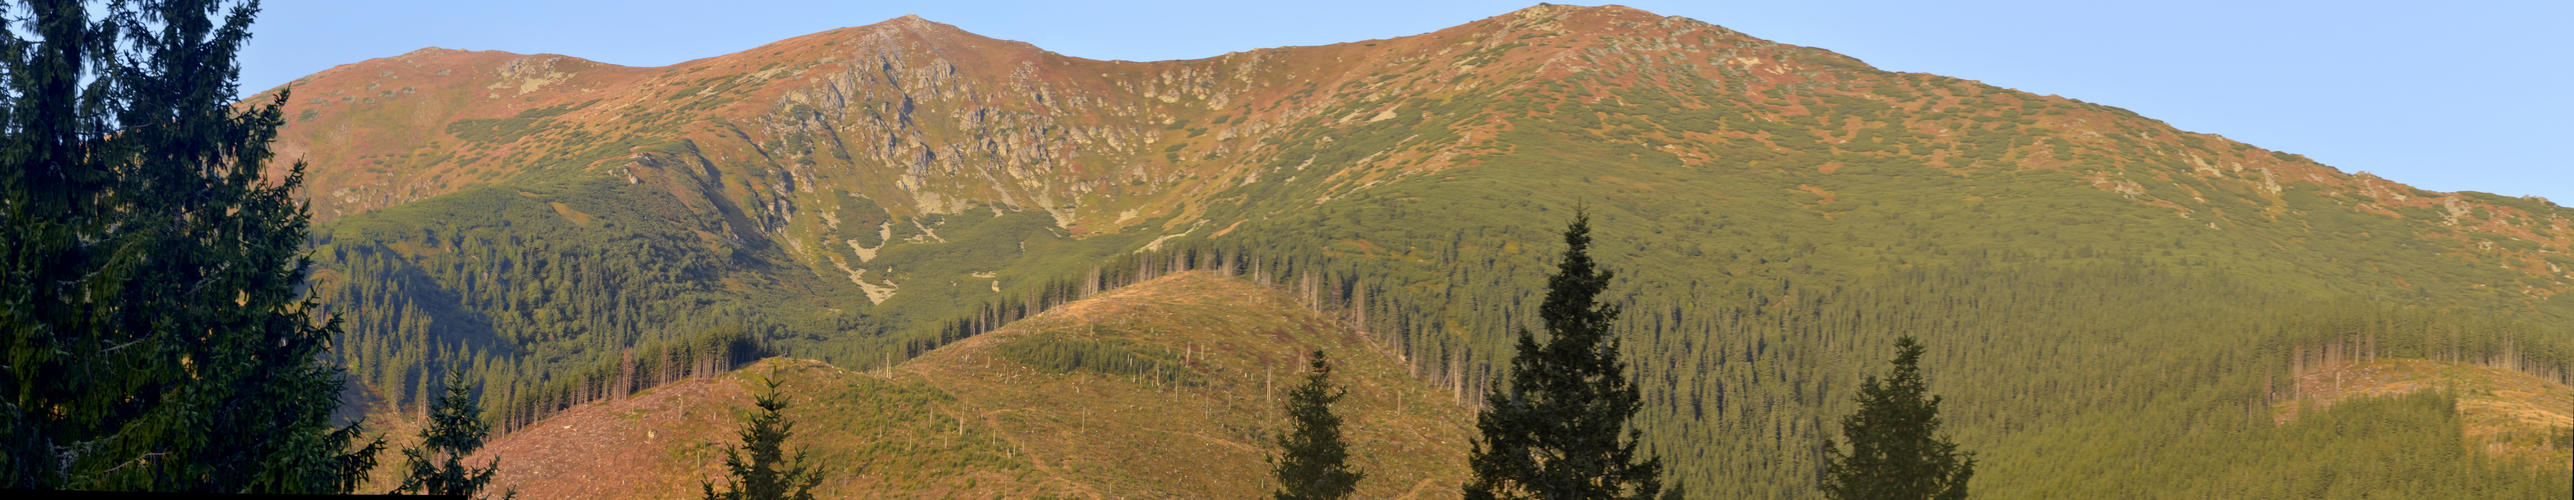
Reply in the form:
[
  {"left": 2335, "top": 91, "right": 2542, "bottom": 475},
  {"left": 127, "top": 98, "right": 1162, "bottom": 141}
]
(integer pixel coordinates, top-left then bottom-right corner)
[
  {"left": 0, "top": 0, "right": 379, "bottom": 492},
  {"left": 395, "top": 372, "right": 510, "bottom": 498},
  {"left": 704, "top": 378, "right": 827, "bottom": 500},
  {"left": 1272, "top": 350, "right": 1364, "bottom": 500},
  {"left": 1465, "top": 211, "right": 1662, "bottom": 499},
  {"left": 1821, "top": 336, "right": 1975, "bottom": 500}
]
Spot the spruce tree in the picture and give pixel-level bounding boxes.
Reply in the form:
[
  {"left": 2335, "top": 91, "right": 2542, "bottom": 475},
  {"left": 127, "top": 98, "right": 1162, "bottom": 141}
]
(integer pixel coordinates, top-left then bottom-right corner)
[
  {"left": 0, "top": 0, "right": 380, "bottom": 492},
  {"left": 395, "top": 372, "right": 510, "bottom": 498},
  {"left": 704, "top": 377, "right": 827, "bottom": 500},
  {"left": 1271, "top": 350, "right": 1364, "bottom": 500},
  {"left": 1821, "top": 336, "right": 1974, "bottom": 500},
  {"left": 1465, "top": 212, "right": 1662, "bottom": 499}
]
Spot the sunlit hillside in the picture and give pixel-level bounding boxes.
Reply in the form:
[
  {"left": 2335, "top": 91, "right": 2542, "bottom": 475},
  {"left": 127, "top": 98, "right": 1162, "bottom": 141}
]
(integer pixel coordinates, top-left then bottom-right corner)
[
  {"left": 268, "top": 4, "right": 2574, "bottom": 497},
  {"left": 466, "top": 272, "right": 1471, "bottom": 498}
]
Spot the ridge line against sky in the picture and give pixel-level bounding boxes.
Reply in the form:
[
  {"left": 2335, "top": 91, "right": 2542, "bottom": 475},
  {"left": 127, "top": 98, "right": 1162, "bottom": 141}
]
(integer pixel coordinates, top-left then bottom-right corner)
[{"left": 241, "top": 0, "right": 2572, "bottom": 205}]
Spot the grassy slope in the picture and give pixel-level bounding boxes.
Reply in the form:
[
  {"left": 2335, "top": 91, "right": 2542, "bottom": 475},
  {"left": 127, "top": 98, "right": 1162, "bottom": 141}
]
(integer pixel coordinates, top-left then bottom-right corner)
[{"left": 473, "top": 271, "right": 1471, "bottom": 499}]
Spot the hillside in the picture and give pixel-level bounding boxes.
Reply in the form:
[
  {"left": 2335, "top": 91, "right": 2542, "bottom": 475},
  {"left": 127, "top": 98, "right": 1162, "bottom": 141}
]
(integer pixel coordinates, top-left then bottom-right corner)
[
  {"left": 281, "top": 3, "right": 2574, "bottom": 497},
  {"left": 467, "top": 271, "right": 1472, "bottom": 498},
  {"left": 447, "top": 275, "right": 2572, "bottom": 499}
]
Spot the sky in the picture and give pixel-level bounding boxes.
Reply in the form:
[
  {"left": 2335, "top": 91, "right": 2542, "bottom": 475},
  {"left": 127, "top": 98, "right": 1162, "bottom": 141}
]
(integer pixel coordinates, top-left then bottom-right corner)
[{"left": 238, "top": 0, "right": 2572, "bottom": 204}]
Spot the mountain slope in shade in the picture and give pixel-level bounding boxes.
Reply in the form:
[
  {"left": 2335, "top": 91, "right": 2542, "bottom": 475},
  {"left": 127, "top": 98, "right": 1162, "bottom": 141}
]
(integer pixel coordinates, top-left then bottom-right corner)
[{"left": 471, "top": 271, "right": 1472, "bottom": 499}]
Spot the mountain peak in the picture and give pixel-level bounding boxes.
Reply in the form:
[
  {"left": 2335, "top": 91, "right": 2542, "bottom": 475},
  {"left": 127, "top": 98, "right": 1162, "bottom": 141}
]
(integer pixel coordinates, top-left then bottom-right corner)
[
  {"left": 857, "top": 13, "right": 977, "bottom": 39},
  {"left": 1497, "top": 3, "right": 1664, "bottom": 23},
  {"left": 1510, "top": 2, "right": 1651, "bottom": 16},
  {"left": 395, "top": 46, "right": 462, "bottom": 57}
]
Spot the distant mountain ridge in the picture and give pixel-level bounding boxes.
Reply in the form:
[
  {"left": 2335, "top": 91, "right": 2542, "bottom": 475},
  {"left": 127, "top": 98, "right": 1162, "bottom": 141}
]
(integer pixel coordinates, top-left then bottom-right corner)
[
  {"left": 274, "top": 3, "right": 2571, "bottom": 277},
  {"left": 270, "top": 3, "right": 2571, "bottom": 292},
  {"left": 277, "top": 4, "right": 2574, "bottom": 497}
]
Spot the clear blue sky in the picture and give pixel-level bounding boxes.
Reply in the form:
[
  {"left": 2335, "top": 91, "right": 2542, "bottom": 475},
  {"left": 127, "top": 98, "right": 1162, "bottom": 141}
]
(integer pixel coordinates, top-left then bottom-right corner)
[{"left": 240, "top": 0, "right": 2572, "bottom": 205}]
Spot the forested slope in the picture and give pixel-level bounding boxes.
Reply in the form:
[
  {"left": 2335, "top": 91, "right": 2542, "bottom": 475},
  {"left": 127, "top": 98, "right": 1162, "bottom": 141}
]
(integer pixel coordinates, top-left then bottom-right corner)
[{"left": 267, "top": 4, "right": 2574, "bottom": 496}]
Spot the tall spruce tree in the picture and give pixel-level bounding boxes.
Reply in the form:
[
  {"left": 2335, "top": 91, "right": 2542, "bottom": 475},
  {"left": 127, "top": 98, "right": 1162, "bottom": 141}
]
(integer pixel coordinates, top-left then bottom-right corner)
[
  {"left": 1465, "top": 212, "right": 1662, "bottom": 499},
  {"left": 704, "top": 377, "right": 827, "bottom": 500},
  {"left": 394, "top": 372, "right": 509, "bottom": 498},
  {"left": 1271, "top": 350, "right": 1364, "bottom": 500},
  {"left": 0, "top": 0, "right": 380, "bottom": 492},
  {"left": 1821, "top": 336, "right": 1974, "bottom": 500}
]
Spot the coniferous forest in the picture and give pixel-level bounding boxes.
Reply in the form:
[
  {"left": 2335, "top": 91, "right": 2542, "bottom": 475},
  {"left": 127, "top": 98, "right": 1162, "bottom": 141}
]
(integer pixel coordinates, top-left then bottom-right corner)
[
  {"left": 5, "top": 0, "right": 2572, "bottom": 498},
  {"left": 1, "top": 0, "right": 378, "bottom": 491}
]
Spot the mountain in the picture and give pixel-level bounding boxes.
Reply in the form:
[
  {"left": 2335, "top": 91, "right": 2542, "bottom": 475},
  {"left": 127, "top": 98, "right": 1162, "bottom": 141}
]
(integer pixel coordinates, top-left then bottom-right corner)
[
  {"left": 461, "top": 271, "right": 1471, "bottom": 498},
  {"left": 275, "top": 4, "right": 2574, "bottom": 497}
]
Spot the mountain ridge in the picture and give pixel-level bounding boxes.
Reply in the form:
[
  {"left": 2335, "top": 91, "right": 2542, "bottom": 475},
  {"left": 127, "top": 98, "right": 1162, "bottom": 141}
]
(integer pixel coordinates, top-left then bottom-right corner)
[
  {"left": 268, "top": 3, "right": 2570, "bottom": 253},
  {"left": 284, "top": 4, "right": 2574, "bottom": 496}
]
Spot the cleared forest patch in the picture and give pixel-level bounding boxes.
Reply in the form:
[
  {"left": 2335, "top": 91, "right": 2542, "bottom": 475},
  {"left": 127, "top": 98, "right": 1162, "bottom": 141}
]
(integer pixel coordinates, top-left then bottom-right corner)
[
  {"left": 2279, "top": 358, "right": 2573, "bottom": 468},
  {"left": 468, "top": 271, "right": 1470, "bottom": 498}
]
